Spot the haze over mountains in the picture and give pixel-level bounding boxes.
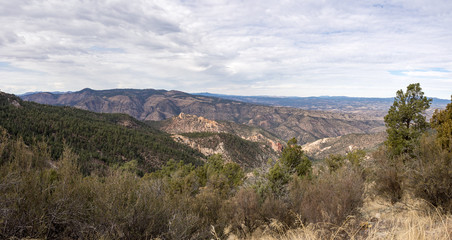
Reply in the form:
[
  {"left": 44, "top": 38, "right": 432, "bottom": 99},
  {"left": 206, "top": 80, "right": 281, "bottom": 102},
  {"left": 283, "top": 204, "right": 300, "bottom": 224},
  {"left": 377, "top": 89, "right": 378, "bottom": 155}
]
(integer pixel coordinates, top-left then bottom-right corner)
[
  {"left": 197, "top": 93, "right": 450, "bottom": 119},
  {"left": 22, "top": 88, "right": 384, "bottom": 145}
]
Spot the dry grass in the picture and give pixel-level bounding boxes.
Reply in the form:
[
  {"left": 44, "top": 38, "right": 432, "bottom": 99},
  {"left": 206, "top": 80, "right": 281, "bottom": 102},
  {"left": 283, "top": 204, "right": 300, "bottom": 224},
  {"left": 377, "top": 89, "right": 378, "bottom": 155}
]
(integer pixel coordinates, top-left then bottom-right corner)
[{"left": 225, "top": 197, "right": 451, "bottom": 240}]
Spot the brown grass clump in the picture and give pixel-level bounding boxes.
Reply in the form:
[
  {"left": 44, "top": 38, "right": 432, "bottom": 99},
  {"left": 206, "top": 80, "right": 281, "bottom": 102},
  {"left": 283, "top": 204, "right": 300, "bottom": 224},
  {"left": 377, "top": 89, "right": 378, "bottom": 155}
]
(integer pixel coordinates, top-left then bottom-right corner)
[{"left": 240, "top": 196, "right": 452, "bottom": 240}]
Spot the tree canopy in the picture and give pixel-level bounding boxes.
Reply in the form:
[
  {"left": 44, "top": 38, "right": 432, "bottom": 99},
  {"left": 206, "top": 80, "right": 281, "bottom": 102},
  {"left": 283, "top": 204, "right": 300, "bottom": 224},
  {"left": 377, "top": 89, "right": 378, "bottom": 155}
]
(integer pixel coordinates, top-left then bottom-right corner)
[
  {"left": 384, "top": 83, "right": 432, "bottom": 157},
  {"left": 430, "top": 96, "right": 452, "bottom": 152}
]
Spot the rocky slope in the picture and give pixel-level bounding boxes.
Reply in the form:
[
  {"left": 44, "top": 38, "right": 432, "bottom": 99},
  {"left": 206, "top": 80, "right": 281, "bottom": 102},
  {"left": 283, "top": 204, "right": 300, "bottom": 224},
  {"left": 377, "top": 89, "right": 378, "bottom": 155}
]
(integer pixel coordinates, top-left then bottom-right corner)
[
  {"left": 149, "top": 113, "right": 284, "bottom": 167},
  {"left": 302, "top": 132, "right": 387, "bottom": 160},
  {"left": 154, "top": 113, "right": 284, "bottom": 151},
  {"left": 171, "top": 132, "right": 279, "bottom": 168},
  {"left": 23, "top": 88, "right": 384, "bottom": 144}
]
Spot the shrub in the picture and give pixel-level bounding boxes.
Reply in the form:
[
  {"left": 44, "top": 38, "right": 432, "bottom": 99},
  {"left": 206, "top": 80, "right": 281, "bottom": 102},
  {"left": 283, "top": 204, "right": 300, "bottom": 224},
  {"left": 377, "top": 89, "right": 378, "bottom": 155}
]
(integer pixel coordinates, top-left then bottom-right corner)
[
  {"left": 291, "top": 167, "right": 364, "bottom": 225},
  {"left": 223, "top": 188, "right": 263, "bottom": 237},
  {"left": 409, "top": 134, "right": 452, "bottom": 212},
  {"left": 325, "top": 154, "right": 345, "bottom": 173},
  {"left": 260, "top": 195, "right": 292, "bottom": 227},
  {"left": 371, "top": 147, "right": 405, "bottom": 203}
]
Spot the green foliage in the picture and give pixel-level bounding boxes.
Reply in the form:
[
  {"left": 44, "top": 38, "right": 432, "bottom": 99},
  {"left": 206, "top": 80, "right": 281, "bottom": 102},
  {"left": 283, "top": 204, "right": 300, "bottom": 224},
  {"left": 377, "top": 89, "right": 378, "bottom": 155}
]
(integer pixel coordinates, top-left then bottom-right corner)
[
  {"left": 325, "top": 154, "right": 345, "bottom": 173},
  {"left": 384, "top": 83, "right": 432, "bottom": 157},
  {"left": 266, "top": 138, "right": 311, "bottom": 195},
  {"left": 430, "top": 96, "right": 452, "bottom": 152},
  {"left": 326, "top": 149, "right": 366, "bottom": 173},
  {"left": 346, "top": 149, "right": 366, "bottom": 168},
  {"left": 147, "top": 154, "right": 244, "bottom": 197},
  {"left": 181, "top": 132, "right": 217, "bottom": 138},
  {"left": 279, "top": 138, "right": 312, "bottom": 177},
  {"left": 267, "top": 162, "right": 290, "bottom": 194}
]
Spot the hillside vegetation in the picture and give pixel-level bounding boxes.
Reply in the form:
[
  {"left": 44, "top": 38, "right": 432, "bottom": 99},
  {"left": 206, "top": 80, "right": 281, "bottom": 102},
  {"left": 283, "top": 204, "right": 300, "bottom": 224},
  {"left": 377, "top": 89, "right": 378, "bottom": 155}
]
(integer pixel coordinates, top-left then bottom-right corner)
[{"left": 0, "top": 92, "right": 203, "bottom": 174}]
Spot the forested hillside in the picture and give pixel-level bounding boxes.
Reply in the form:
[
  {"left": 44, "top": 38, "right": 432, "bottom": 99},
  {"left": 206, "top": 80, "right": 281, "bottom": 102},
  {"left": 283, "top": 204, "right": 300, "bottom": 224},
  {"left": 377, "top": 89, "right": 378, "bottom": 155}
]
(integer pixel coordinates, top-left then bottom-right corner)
[{"left": 0, "top": 92, "right": 203, "bottom": 174}]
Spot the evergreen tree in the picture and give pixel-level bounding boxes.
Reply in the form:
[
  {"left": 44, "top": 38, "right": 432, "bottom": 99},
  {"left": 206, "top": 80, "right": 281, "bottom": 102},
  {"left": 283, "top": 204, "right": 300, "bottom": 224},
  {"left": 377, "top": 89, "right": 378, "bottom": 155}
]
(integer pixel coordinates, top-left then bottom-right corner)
[
  {"left": 384, "top": 83, "right": 432, "bottom": 157},
  {"left": 280, "top": 138, "right": 312, "bottom": 177},
  {"left": 430, "top": 96, "right": 452, "bottom": 151}
]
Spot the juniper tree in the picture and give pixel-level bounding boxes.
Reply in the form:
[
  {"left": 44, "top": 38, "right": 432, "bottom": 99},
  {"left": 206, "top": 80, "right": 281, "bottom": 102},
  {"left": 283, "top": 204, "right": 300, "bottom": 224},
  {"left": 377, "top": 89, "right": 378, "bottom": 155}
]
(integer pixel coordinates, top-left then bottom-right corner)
[
  {"left": 430, "top": 96, "right": 452, "bottom": 152},
  {"left": 384, "top": 83, "right": 432, "bottom": 157}
]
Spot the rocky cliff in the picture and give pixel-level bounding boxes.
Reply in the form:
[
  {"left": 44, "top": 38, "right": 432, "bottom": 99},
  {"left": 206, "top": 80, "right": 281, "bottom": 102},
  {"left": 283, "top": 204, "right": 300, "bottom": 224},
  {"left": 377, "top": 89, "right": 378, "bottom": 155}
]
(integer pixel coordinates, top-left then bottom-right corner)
[
  {"left": 156, "top": 113, "right": 284, "bottom": 152},
  {"left": 150, "top": 113, "right": 284, "bottom": 167}
]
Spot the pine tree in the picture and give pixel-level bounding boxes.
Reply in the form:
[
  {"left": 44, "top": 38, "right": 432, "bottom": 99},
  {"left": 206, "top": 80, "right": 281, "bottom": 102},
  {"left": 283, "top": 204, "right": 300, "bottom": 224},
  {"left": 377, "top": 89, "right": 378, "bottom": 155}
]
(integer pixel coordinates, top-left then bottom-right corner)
[{"left": 384, "top": 83, "right": 432, "bottom": 157}]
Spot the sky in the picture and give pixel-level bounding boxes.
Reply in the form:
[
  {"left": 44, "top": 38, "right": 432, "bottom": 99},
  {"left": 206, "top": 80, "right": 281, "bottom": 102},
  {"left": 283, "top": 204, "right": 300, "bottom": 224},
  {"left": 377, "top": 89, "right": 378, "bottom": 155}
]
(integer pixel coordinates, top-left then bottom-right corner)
[{"left": 0, "top": 0, "right": 451, "bottom": 99}]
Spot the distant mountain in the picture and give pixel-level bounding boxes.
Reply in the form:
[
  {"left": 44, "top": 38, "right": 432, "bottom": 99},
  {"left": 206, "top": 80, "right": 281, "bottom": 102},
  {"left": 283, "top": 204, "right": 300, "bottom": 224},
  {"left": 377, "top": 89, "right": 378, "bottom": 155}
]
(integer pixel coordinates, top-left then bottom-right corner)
[
  {"left": 150, "top": 113, "right": 284, "bottom": 167},
  {"left": 196, "top": 93, "right": 449, "bottom": 119},
  {"left": 0, "top": 92, "right": 203, "bottom": 174},
  {"left": 19, "top": 91, "right": 71, "bottom": 97},
  {"left": 22, "top": 88, "right": 384, "bottom": 144}
]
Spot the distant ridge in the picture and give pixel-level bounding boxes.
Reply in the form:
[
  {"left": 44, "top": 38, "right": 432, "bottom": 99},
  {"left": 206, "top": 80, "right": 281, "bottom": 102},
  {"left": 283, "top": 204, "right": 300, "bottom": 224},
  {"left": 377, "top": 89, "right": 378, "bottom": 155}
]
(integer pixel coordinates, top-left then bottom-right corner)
[
  {"left": 195, "top": 92, "right": 449, "bottom": 119},
  {"left": 19, "top": 91, "right": 72, "bottom": 97},
  {"left": 22, "top": 88, "right": 384, "bottom": 144}
]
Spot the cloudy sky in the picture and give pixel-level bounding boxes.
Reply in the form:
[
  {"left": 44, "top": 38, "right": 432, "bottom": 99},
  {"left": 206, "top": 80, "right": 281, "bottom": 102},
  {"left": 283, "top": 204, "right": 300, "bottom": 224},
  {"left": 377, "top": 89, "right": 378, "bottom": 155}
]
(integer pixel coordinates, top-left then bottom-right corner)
[{"left": 1, "top": 0, "right": 451, "bottom": 98}]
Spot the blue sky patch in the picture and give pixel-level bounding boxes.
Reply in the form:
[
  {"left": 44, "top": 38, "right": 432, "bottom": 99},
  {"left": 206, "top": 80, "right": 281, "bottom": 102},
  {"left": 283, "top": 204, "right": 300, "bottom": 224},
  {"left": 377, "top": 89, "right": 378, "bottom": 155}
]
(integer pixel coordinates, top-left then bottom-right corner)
[{"left": 389, "top": 68, "right": 450, "bottom": 76}]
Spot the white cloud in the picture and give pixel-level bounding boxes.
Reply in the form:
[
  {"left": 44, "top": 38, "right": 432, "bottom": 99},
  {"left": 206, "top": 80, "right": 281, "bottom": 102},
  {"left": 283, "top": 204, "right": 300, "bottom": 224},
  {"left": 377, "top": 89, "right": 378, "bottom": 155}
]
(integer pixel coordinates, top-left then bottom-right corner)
[{"left": 0, "top": 0, "right": 451, "bottom": 98}]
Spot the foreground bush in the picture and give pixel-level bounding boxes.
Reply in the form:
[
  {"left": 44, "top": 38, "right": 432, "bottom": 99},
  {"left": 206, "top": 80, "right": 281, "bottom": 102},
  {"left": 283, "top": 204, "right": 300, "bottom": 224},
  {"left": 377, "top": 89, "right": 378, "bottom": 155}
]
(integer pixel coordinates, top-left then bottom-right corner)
[
  {"left": 290, "top": 167, "right": 365, "bottom": 225},
  {"left": 0, "top": 136, "right": 370, "bottom": 239},
  {"left": 409, "top": 134, "right": 452, "bottom": 213},
  {"left": 371, "top": 147, "right": 405, "bottom": 204}
]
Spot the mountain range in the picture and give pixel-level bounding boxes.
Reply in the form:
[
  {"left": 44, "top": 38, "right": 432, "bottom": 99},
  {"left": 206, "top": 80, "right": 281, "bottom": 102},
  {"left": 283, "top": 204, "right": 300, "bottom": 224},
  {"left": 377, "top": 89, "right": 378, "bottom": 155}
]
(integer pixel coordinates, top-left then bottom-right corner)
[
  {"left": 22, "top": 88, "right": 385, "bottom": 145},
  {"left": 196, "top": 93, "right": 450, "bottom": 119}
]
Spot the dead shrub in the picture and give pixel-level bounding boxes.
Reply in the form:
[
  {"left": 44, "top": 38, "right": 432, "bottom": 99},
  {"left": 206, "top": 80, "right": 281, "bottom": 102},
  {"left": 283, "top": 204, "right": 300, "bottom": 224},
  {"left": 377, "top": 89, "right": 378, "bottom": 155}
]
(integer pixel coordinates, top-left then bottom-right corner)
[
  {"left": 294, "top": 168, "right": 364, "bottom": 225},
  {"left": 190, "top": 187, "right": 226, "bottom": 238},
  {"left": 260, "top": 195, "right": 292, "bottom": 227},
  {"left": 222, "top": 188, "right": 263, "bottom": 237},
  {"left": 371, "top": 147, "right": 405, "bottom": 203}
]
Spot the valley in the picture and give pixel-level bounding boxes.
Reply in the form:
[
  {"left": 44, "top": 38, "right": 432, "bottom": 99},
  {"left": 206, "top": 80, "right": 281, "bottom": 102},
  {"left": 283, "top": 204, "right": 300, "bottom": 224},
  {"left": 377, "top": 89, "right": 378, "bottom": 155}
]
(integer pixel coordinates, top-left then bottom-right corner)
[{"left": 198, "top": 93, "right": 449, "bottom": 119}]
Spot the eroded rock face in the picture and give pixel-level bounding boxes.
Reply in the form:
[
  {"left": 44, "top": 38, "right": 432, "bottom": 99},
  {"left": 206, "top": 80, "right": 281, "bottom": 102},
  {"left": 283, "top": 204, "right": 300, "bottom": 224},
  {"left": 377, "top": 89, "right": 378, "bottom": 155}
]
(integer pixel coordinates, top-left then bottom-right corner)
[
  {"left": 170, "top": 133, "right": 279, "bottom": 168},
  {"left": 172, "top": 134, "right": 226, "bottom": 158},
  {"left": 22, "top": 88, "right": 384, "bottom": 144},
  {"left": 162, "top": 113, "right": 222, "bottom": 133},
  {"left": 159, "top": 113, "right": 284, "bottom": 149},
  {"left": 157, "top": 113, "right": 284, "bottom": 167},
  {"left": 302, "top": 132, "right": 387, "bottom": 160}
]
